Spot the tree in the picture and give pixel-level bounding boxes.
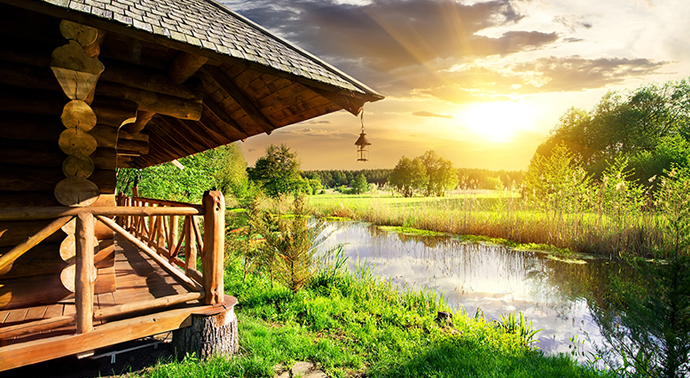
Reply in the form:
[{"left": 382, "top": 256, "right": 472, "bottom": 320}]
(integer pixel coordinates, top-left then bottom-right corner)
[
  {"left": 116, "top": 143, "right": 249, "bottom": 203},
  {"left": 388, "top": 156, "right": 427, "bottom": 197},
  {"left": 247, "top": 144, "right": 305, "bottom": 197},
  {"left": 533, "top": 78, "right": 690, "bottom": 185},
  {"left": 523, "top": 143, "right": 593, "bottom": 213},
  {"left": 207, "top": 143, "right": 249, "bottom": 199},
  {"left": 351, "top": 173, "right": 368, "bottom": 194},
  {"left": 419, "top": 150, "right": 458, "bottom": 196}
]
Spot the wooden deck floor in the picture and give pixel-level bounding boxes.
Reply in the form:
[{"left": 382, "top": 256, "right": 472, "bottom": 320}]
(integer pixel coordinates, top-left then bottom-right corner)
[{"left": 0, "top": 235, "right": 194, "bottom": 347}]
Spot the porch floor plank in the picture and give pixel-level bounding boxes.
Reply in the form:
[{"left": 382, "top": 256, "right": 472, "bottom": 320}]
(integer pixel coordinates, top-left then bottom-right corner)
[{"left": 0, "top": 235, "right": 200, "bottom": 351}]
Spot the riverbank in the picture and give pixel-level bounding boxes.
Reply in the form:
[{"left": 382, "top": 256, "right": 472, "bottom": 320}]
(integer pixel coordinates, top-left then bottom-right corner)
[
  {"left": 133, "top": 256, "right": 609, "bottom": 378},
  {"left": 305, "top": 192, "right": 661, "bottom": 257}
]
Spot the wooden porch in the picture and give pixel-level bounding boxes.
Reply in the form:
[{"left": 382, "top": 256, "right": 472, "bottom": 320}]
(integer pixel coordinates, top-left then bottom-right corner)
[{"left": 0, "top": 192, "right": 236, "bottom": 371}]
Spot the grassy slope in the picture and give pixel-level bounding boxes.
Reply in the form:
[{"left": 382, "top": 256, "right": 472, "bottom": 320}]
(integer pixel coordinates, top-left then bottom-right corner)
[{"left": 139, "top": 257, "right": 610, "bottom": 378}]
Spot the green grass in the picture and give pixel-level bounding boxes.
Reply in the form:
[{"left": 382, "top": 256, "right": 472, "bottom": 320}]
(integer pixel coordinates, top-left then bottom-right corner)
[
  {"left": 135, "top": 257, "right": 612, "bottom": 378},
  {"left": 305, "top": 192, "right": 664, "bottom": 257}
]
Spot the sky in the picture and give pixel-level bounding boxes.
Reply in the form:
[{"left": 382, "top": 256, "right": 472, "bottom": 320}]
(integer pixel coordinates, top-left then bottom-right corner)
[{"left": 220, "top": 0, "right": 690, "bottom": 171}]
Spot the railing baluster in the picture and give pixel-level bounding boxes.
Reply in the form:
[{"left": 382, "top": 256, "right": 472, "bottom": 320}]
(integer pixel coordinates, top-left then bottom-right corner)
[{"left": 185, "top": 215, "right": 197, "bottom": 272}]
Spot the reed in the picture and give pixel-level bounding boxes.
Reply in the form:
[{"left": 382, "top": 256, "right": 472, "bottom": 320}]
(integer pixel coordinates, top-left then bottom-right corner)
[{"left": 305, "top": 190, "right": 665, "bottom": 257}]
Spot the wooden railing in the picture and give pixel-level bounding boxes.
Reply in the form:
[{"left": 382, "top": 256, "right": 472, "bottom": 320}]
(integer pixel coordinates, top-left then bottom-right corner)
[
  {"left": 116, "top": 194, "right": 206, "bottom": 289},
  {"left": 0, "top": 191, "right": 225, "bottom": 339}
]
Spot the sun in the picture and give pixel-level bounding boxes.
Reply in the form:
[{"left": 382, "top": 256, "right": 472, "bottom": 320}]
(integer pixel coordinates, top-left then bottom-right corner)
[{"left": 457, "top": 102, "right": 535, "bottom": 143}]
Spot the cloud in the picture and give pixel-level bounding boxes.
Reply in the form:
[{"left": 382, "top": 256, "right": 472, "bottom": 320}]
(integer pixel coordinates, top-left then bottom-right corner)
[
  {"left": 282, "top": 127, "right": 358, "bottom": 139},
  {"left": 222, "top": 0, "right": 559, "bottom": 95},
  {"left": 414, "top": 55, "right": 670, "bottom": 103},
  {"left": 412, "top": 111, "right": 454, "bottom": 119},
  {"left": 512, "top": 56, "right": 669, "bottom": 92},
  {"left": 553, "top": 15, "right": 594, "bottom": 32}
]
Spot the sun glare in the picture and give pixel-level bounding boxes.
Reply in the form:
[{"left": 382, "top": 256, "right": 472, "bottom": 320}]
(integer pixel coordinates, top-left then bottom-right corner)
[{"left": 458, "top": 102, "right": 534, "bottom": 143}]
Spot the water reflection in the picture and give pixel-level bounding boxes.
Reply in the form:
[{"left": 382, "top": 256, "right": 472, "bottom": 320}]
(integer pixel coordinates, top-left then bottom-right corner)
[{"left": 322, "top": 221, "right": 623, "bottom": 358}]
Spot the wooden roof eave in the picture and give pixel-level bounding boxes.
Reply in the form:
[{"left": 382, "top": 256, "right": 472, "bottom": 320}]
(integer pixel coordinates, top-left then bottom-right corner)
[{"left": 2, "top": 0, "right": 384, "bottom": 108}]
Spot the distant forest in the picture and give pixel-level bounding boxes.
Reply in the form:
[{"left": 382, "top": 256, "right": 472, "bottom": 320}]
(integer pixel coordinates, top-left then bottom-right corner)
[{"left": 303, "top": 168, "right": 525, "bottom": 190}]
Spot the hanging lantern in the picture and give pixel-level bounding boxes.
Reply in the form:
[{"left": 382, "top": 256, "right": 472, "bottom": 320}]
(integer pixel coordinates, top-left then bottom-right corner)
[{"left": 354, "top": 110, "right": 371, "bottom": 162}]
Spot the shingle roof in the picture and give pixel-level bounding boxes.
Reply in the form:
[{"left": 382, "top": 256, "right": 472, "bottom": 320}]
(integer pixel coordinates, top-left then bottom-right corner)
[{"left": 40, "top": 0, "right": 382, "bottom": 99}]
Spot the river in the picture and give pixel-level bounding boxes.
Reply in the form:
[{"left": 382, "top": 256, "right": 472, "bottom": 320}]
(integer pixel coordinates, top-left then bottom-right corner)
[{"left": 321, "top": 221, "right": 623, "bottom": 358}]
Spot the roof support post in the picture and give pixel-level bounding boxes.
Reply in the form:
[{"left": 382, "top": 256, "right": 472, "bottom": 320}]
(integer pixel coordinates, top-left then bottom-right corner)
[
  {"left": 75, "top": 211, "right": 96, "bottom": 334},
  {"left": 202, "top": 191, "right": 224, "bottom": 305}
]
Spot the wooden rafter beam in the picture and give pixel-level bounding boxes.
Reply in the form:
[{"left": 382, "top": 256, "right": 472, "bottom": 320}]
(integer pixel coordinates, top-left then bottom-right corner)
[
  {"left": 168, "top": 52, "right": 208, "bottom": 85},
  {"left": 95, "top": 81, "right": 202, "bottom": 121},
  {"left": 201, "top": 66, "right": 274, "bottom": 135},
  {"left": 156, "top": 116, "right": 209, "bottom": 152},
  {"left": 197, "top": 114, "right": 236, "bottom": 144},
  {"left": 169, "top": 117, "right": 219, "bottom": 149},
  {"left": 202, "top": 100, "right": 248, "bottom": 135},
  {"left": 151, "top": 117, "right": 202, "bottom": 155}
]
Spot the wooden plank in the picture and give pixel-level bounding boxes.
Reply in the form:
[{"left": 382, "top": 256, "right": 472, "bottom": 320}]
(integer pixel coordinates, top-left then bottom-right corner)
[
  {"left": 201, "top": 66, "right": 275, "bottom": 134},
  {"left": 202, "top": 98, "right": 248, "bottom": 135},
  {"left": 0, "top": 316, "right": 73, "bottom": 340},
  {"left": 167, "top": 52, "right": 208, "bottom": 84},
  {"left": 100, "top": 58, "right": 201, "bottom": 100},
  {"left": 24, "top": 306, "right": 48, "bottom": 322},
  {"left": 95, "top": 291, "right": 204, "bottom": 320},
  {"left": 4, "top": 309, "right": 28, "bottom": 325},
  {"left": 0, "top": 216, "right": 72, "bottom": 274},
  {"left": 0, "top": 206, "right": 202, "bottom": 222},
  {"left": 43, "top": 304, "right": 65, "bottom": 319},
  {"left": 95, "top": 81, "right": 202, "bottom": 121},
  {"left": 0, "top": 305, "right": 200, "bottom": 371}
]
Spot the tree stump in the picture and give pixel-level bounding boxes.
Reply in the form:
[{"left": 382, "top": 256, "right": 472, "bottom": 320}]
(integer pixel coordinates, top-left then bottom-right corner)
[{"left": 172, "top": 295, "right": 238, "bottom": 360}]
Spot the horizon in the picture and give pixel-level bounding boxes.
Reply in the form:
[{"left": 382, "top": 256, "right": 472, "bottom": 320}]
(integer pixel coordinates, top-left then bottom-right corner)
[{"left": 223, "top": 0, "right": 690, "bottom": 171}]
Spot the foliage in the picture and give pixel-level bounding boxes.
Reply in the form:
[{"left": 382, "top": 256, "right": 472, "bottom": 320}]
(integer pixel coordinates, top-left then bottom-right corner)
[
  {"left": 597, "top": 157, "right": 647, "bottom": 221},
  {"left": 523, "top": 143, "right": 594, "bottom": 213},
  {"left": 248, "top": 195, "right": 335, "bottom": 293},
  {"left": 388, "top": 156, "right": 427, "bottom": 197},
  {"left": 116, "top": 143, "right": 248, "bottom": 203},
  {"left": 419, "top": 150, "right": 459, "bottom": 196},
  {"left": 388, "top": 150, "right": 457, "bottom": 197},
  {"left": 350, "top": 173, "right": 368, "bottom": 194},
  {"left": 496, "top": 310, "right": 542, "bottom": 349},
  {"left": 534, "top": 78, "right": 690, "bottom": 184},
  {"left": 593, "top": 166, "right": 690, "bottom": 378},
  {"left": 247, "top": 144, "right": 310, "bottom": 197},
  {"left": 456, "top": 168, "right": 525, "bottom": 190}
]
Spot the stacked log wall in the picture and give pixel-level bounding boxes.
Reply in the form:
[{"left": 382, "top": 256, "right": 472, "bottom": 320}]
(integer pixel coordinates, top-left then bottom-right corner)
[{"left": 0, "top": 7, "right": 128, "bottom": 310}]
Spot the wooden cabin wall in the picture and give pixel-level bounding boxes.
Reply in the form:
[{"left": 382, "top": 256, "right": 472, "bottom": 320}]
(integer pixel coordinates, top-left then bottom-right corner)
[{"left": 0, "top": 5, "right": 133, "bottom": 310}]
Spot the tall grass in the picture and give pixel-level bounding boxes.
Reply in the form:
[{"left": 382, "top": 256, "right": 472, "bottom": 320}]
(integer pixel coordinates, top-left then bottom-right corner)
[{"left": 305, "top": 190, "right": 665, "bottom": 258}]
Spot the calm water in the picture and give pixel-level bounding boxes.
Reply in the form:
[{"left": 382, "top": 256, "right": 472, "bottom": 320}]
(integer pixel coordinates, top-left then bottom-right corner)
[{"left": 322, "top": 221, "right": 622, "bottom": 357}]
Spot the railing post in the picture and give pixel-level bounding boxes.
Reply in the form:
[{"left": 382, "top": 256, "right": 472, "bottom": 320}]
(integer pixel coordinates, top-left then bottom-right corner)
[
  {"left": 202, "top": 191, "right": 224, "bottom": 305},
  {"left": 75, "top": 211, "right": 95, "bottom": 334}
]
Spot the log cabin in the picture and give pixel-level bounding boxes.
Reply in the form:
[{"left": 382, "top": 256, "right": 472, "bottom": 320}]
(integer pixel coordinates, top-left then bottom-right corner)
[{"left": 0, "top": 0, "right": 383, "bottom": 371}]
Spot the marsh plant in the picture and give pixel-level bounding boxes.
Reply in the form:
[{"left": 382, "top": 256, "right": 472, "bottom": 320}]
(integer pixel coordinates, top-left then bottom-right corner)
[
  {"left": 496, "top": 310, "right": 542, "bottom": 349},
  {"left": 247, "top": 195, "right": 338, "bottom": 293}
]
